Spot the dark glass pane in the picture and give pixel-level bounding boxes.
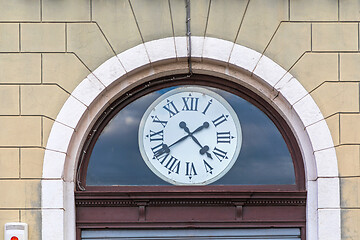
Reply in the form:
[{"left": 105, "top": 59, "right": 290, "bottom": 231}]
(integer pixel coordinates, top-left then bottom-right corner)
[{"left": 86, "top": 86, "right": 295, "bottom": 186}]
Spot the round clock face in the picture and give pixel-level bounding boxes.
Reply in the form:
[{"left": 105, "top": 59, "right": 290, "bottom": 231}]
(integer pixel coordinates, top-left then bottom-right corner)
[{"left": 139, "top": 86, "right": 242, "bottom": 185}]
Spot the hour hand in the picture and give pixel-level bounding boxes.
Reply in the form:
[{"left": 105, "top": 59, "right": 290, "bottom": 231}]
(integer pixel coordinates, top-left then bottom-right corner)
[
  {"left": 192, "top": 122, "right": 210, "bottom": 134},
  {"left": 180, "top": 121, "right": 213, "bottom": 159},
  {"left": 179, "top": 121, "right": 190, "bottom": 134}
]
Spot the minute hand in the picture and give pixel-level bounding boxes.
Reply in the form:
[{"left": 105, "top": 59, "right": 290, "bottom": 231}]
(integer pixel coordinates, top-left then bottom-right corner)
[
  {"left": 189, "top": 135, "right": 213, "bottom": 159},
  {"left": 167, "top": 134, "right": 190, "bottom": 149},
  {"left": 182, "top": 122, "right": 213, "bottom": 159},
  {"left": 154, "top": 134, "right": 189, "bottom": 158},
  {"left": 189, "top": 135, "right": 203, "bottom": 149},
  {"left": 166, "top": 122, "right": 208, "bottom": 150},
  {"left": 155, "top": 121, "right": 203, "bottom": 158}
]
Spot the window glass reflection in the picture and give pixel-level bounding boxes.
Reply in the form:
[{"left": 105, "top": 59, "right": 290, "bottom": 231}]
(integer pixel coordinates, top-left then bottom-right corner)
[{"left": 86, "top": 86, "right": 295, "bottom": 186}]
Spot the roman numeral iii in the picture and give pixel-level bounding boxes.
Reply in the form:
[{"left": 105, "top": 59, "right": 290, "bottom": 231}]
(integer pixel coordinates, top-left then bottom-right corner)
[{"left": 216, "top": 131, "right": 232, "bottom": 144}]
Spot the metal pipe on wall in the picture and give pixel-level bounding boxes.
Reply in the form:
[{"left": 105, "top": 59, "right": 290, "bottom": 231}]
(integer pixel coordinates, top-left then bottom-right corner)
[{"left": 186, "top": 0, "right": 192, "bottom": 74}]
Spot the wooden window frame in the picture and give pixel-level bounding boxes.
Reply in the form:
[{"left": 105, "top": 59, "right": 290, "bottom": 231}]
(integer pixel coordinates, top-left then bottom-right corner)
[{"left": 75, "top": 74, "right": 306, "bottom": 240}]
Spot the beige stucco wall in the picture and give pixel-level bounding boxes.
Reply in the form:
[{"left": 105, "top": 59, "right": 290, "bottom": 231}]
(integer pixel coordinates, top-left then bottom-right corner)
[{"left": 0, "top": 0, "right": 359, "bottom": 239}]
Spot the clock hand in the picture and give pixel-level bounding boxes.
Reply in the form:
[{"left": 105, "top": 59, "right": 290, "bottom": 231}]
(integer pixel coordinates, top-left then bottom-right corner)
[
  {"left": 189, "top": 134, "right": 204, "bottom": 149},
  {"left": 154, "top": 122, "right": 192, "bottom": 158},
  {"left": 189, "top": 135, "right": 213, "bottom": 159},
  {"left": 179, "top": 121, "right": 191, "bottom": 134},
  {"left": 167, "top": 134, "right": 190, "bottom": 149},
  {"left": 180, "top": 121, "right": 213, "bottom": 159},
  {"left": 191, "top": 121, "right": 210, "bottom": 135},
  {"left": 200, "top": 145, "right": 213, "bottom": 159},
  {"left": 158, "top": 121, "right": 208, "bottom": 152},
  {"left": 163, "top": 121, "right": 197, "bottom": 150},
  {"left": 154, "top": 144, "right": 170, "bottom": 158}
]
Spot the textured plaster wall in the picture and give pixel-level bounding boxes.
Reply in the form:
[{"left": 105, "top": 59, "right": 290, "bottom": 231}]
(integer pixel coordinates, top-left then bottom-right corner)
[{"left": 0, "top": 0, "right": 359, "bottom": 239}]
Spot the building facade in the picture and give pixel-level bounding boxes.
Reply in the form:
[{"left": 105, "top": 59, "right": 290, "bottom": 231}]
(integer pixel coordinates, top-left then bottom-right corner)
[{"left": 0, "top": 0, "right": 359, "bottom": 239}]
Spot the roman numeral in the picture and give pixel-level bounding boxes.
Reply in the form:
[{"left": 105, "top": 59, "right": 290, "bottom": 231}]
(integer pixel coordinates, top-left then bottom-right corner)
[
  {"left": 150, "top": 144, "right": 179, "bottom": 174},
  {"left": 151, "top": 115, "right": 167, "bottom": 128},
  {"left": 182, "top": 96, "right": 199, "bottom": 111},
  {"left": 203, "top": 160, "right": 213, "bottom": 174},
  {"left": 216, "top": 131, "right": 233, "bottom": 144},
  {"left": 164, "top": 156, "right": 180, "bottom": 174},
  {"left": 212, "top": 147, "right": 228, "bottom": 162},
  {"left": 163, "top": 99, "right": 179, "bottom": 118},
  {"left": 157, "top": 153, "right": 169, "bottom": 165},
  {"left": 151, "top": 143, "right": 167, "bottom": 159},
  {"left": 185, "top": 162, "right": 197, "bottom": 179},
  {"left": 212, "top": 114, "right": 228, "bottom": 127},
  {"left": 149, "top": 130, "right": 164, "bottom": 142},
  {"left": 202, "top": 99, "right": 213, "bottom": 115}
]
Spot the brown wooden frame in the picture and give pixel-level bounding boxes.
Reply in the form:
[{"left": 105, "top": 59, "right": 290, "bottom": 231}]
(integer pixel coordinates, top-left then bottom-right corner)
[{"left": 75, "top": 74, "right": 306, "bottom": 240}]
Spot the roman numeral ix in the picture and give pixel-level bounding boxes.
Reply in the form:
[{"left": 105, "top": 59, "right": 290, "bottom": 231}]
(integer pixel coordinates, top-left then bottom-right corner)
[{"left": 149, "top": 130, "right": 164, "bottom": 142}]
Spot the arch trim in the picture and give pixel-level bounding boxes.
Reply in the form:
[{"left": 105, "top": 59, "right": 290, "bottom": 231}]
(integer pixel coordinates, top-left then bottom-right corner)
[{"left": 41, "top": 37, "right": 341, "bottom": 240}]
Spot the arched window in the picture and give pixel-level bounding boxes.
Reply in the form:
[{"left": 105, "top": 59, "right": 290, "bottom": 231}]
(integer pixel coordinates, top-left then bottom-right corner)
[{"left": 75, "top": 74, "right": 306, "bottom": 239}]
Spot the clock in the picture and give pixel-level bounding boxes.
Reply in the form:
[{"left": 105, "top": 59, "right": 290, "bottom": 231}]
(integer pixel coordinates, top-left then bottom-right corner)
[{"left": 138, "top": 86, "right": 242, "bottom": 185}]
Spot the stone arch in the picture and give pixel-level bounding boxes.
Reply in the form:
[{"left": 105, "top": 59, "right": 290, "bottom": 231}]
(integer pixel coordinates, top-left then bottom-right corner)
[{"left": 41, "top": 37, "right": 340, "bottom": 240}]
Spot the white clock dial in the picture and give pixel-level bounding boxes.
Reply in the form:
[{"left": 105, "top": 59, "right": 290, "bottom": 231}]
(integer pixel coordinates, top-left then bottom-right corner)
[{"left": 139, "top": 86, "right": 242, "bottom": 185}]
